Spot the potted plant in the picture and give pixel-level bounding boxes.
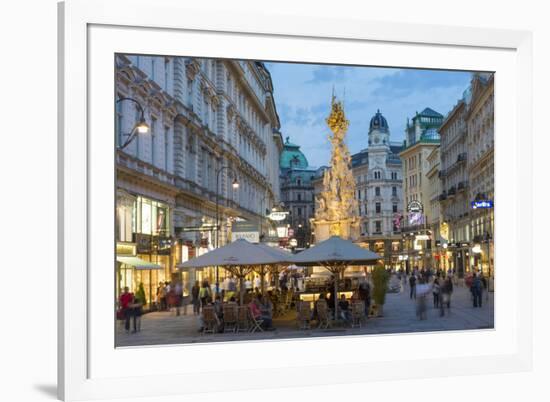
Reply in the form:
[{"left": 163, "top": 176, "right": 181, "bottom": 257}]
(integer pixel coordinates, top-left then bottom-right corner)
[{"left": 372, "top": 265, "right": 390, "bottom": 317}]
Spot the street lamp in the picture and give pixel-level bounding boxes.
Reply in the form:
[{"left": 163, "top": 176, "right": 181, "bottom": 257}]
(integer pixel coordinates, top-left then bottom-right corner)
[
  {"left": 116, "top": 97, "right": 149, "bottom": 150},
  {"left": 215, "top": 165, "right": 239, "bottom": 295}
]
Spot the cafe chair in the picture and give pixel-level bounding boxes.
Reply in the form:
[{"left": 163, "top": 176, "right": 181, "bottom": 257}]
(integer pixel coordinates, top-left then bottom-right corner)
[
  {"left": 248, "top": 309, "right": 264, "bottom": 333},
  {"left": 315, "top": 299, "right": 331, "bottom": 329},
  {"left": 201, "top": 306, "right": 219, "bottom": 334},
  {"left": 222, "top": 304, "right": 238, "bottom": 333},
  {"left": 351, "top": 301, "right": 365, "bottom": 328},
  {"left": 296, "top": 301, "right": 312, "bottom": 330},
  {"left": 236, "top": 306, "right": 250, "bottom": 332}
]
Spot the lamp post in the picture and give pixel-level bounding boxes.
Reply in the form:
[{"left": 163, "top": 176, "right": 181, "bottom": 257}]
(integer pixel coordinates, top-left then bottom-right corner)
[
  {"left": 215, "top": 166, "right": 239, "bottom": 295},
  {"left": 116, "top": 97, "right": 149, "bottom": 150}
]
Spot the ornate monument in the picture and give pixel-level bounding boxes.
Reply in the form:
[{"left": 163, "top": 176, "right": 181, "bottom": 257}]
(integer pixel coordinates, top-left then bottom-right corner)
[{"left": 313, "top": 95, "right": 360, "bottom": 241}]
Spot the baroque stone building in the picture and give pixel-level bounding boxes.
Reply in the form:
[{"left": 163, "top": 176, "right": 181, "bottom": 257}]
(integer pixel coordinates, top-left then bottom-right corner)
[
  {"left": 115, "top": 54, "right": 283, "bottom": 304},
  {"left": 279, "top": 137, "right": 317, "bottom": 249},
  {"left": 467, "top": 73, "right": 494, "bottom": 277},
  {"left": 439, "top": 95, "right": 470, "bottom": 276},
  {"left": 399, "top": 107, "right": 444, "bottom": 271}
]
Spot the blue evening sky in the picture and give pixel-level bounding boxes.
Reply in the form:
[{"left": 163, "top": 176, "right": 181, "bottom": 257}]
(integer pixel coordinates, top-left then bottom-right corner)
[{"left": 265, "top": 62, "right": 472, "bottom": 168}]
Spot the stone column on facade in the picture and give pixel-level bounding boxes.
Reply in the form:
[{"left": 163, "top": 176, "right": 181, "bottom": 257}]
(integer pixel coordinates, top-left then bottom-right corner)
[{"left": 173, "top": 120, "right": 186, "bottom": 178}]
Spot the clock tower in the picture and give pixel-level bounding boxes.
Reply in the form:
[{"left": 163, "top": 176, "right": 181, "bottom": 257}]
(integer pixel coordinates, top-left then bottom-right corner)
[{"left": 368, "top": 109, "right": 390, "bottom": 170}]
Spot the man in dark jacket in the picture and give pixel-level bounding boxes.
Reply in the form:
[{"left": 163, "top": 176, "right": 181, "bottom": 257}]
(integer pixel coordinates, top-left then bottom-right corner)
[
  {"left": 471, "top": 273, "right": 483, "bottom": 307},
  {"left": 409, "top": 274, "right": 417, "bottom": 299}
]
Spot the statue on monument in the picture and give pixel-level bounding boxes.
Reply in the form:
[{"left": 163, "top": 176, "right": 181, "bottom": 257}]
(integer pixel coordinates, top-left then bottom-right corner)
[{"left": 312, "top": 94, "right": 360, "bottom": 241}]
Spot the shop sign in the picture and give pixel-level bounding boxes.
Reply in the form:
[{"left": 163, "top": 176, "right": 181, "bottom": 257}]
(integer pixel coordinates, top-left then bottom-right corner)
[
  {"left": 276, "top": 226, "right": 288, "bottom": 238},
  {"left": 268, "top": 211, "right": 289, "bottom": 221},
  {"left": 288, "top": 228, "right": 295, "bottom": 237},
  {"left": 157, "top": 236, "right": 172, "bottom": 255},
  {"left": 135, "top": 233, "right": 152, "bottom": 253},
  {"left": 415, "top": 234, "right": 430, "bottom": 240},
  {"left": 407, "top": 200, "right": 424, "bottom": 213},
  {"left": 232, "top": 231, "right": 260, "bottom": 243},
  {"left": 116, "top": 242, "right": 136, "bottom": 256},
  {"left": 471, "top": 200, "right": 493, "bottom": 209}
]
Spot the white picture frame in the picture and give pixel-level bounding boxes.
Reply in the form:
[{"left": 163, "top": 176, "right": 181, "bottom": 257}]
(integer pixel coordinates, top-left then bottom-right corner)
[{"left": 58, "top": 0, "right": 533, "bottom": 400}]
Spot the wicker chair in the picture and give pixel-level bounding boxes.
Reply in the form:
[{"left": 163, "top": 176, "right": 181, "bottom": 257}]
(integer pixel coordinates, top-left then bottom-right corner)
[
  {"left": 296, "top": 301, "right": 312, "bottom": 330},
  {"left": 201, "top": 306, "right": 219, "bottom": 334},
  {"left": 351, "top": 301, "right": 365, "bottom": 328},
  {"left": 236, "top": 306, "right": 249, "bottom": 332},
  {"left": 315, "top": 299, "right": 330, "bottom": 329},
  {"left": 222, "top": 304, "right": 238, "bottom": 333}
]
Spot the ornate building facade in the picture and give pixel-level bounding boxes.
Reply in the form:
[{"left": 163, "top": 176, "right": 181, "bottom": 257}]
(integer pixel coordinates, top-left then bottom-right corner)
[
  {"left": 467, "top": 73, "right": 494, "bottom": 277},
  {"left": 279, "top": 137, "right": 317, "bottom": 249},
  {"left": 115, "top": 55, "right": 283, "bottom": 304},
  {"left": 439, "top": 97, "right": 470, "bottom": 276},
  {"left": 399, "top": 107, "right": 444, "bottom": 271}
]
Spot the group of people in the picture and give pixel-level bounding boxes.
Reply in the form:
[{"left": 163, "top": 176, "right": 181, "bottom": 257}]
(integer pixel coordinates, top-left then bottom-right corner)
[
  {"left": 406, "top": 269, "right": 454, "bottom": 320},
  {"left": 308, "top": 279, "right": 371, "bottom": 324},
  {"left": 156, "top": 281, "right": 184, "bottom": 315},
  {"left": 118, "top": 286, "right": 143, "bottom": 333},
  {"left": 406, "top": 265, "right": 489, "bottom": 320},
  {"left": 466, "top": 272, "right": 487, "bottom": 308},
  {"left": 197, "top": 292, "right": 276, "bottom": 333}
]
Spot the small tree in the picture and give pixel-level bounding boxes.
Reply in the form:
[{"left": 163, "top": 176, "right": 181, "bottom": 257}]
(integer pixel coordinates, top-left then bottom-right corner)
[
  {"left": 136, "top": 282, "right": 147, "bottom": 307},
  {"left": 372, "top": 265, "right": 390, "bottom": 316}
]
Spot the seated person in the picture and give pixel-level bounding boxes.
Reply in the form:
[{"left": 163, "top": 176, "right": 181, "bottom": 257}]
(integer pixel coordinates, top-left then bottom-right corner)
[
  {"left": 197, "top": 298, "right": 220, "bottom": 332},
  {"left": 338, "top": 294, "right": 352, "bottom": 323},
  {"left": 259, "top": 295, "right": 274, "bottom": 330},
  {"left": 249, "top": 297, "right": 262, "bottom": 322}
]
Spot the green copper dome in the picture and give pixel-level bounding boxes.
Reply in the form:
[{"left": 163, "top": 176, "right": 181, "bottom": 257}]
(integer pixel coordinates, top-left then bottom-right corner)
[{"left": 280, "top": 136, "right": 309, "bottom": 169}]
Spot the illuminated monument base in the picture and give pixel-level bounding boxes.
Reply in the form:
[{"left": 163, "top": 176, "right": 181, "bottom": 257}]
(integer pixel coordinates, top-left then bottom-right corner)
[{"left": 312, "top": 218, "right": 360, "bottom": 243}]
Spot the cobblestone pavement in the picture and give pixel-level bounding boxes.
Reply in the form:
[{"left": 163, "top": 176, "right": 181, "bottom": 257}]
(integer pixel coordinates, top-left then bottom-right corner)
[{"left": 116, "top": 283, "right": 494, "bottom": 347}]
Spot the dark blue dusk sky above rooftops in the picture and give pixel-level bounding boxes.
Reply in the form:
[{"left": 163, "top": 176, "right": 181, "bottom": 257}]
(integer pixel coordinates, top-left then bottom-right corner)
[{"left": 265, "top": 62, "right": 472, "bottom": 168}]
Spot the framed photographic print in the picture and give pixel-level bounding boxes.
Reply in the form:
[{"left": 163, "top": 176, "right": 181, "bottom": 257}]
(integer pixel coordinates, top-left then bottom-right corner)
[{"left": 58, "top": 0, "right": 533, "bottom": 400}]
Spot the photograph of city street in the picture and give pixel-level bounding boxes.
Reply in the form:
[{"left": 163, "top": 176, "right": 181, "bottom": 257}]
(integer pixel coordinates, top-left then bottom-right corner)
[{"left": 115, "top": 54, "right": 494, "bottom": 347}]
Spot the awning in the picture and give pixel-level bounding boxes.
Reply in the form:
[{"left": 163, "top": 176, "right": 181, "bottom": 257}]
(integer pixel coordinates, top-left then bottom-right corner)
[{"left": 116, "top": 256, "right": 162, "bottom": 270}]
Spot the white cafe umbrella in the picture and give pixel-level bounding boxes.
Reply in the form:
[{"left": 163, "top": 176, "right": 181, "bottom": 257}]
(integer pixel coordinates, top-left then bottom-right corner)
[
  {"left": 178, "top": 239, "right": 284, "bottom": 304},
  {"left": 290, "top": 236, "right": 381, "bottom": 319}
]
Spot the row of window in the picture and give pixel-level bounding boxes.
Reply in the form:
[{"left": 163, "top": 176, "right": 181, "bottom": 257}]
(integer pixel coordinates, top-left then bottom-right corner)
[
  {"left": 361, "top": 220, "right": 401, "bottom": 235},
  {"left": 358, "top": 203, "right": 399, "bottom": 215},
  {"left": 357, "top": 186, "right": 398, "bottom": 200},
  {"left": 358, "top": 171, "right": 399, "bottom": 182}
]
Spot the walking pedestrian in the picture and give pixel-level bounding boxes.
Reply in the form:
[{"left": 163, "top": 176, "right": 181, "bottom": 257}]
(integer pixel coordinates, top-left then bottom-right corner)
[
  {"left": 191, "top": 281, "right": 200, "bottom": 315},
  {"left": 432, "top": 278, "right": 440, "bottom": 308},
  {"left": 471, "top": 273, "right": 483, "bottom": 308},
  {"left": 416, "top": 279, "right": 429, "bottom": 320},
  {"left": 409, "top": 274, "right": 417, "bottom": 299},
  {"left": 119, "top": 286, "right": 135, "bottom": 333},
  {"left": 199, "top": 280, "right": 211, "bottom": 309}
]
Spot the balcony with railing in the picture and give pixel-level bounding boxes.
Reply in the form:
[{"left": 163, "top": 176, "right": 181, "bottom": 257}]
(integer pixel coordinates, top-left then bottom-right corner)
[{"left": 447, "top": 186, "right": 457, "bottom": 197}]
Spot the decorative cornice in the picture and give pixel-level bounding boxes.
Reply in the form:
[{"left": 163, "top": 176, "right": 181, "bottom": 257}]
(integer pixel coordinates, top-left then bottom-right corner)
[{"left": 185, "top": 59, "right": 200, "bottom": 81}]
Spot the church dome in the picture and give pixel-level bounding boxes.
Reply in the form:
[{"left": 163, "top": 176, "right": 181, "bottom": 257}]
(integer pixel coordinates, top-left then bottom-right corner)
[
  {"left": 280, "top": 137, "right": 309, "bottom": 169},
  {"left": 369, "top": 109, "right": 389, "bottom": 132}
]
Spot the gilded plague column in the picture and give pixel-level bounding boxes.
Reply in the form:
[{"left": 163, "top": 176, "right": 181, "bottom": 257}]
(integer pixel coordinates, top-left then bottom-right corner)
[{"left": 313, "top": 96, "right": 360, "bottom": 241}]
